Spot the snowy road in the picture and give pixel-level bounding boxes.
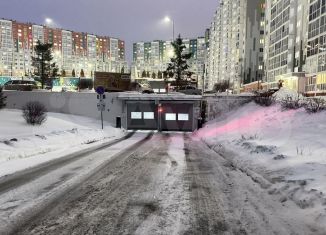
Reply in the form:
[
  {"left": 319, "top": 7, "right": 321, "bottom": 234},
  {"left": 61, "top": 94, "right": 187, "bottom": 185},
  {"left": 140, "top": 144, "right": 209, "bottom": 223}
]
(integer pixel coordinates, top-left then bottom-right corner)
[
  {"left": 0, "top": 132, "right": 135, "bottom": 195},
  {"left": 1, "top": 133, "right": 325, "bottom": 234}
]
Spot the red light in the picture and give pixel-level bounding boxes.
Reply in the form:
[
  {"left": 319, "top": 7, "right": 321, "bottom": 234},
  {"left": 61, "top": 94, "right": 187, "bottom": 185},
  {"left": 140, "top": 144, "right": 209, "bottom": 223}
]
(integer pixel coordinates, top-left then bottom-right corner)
[{"left": 158, "top": 108, "right": 163, "bottom": 113}]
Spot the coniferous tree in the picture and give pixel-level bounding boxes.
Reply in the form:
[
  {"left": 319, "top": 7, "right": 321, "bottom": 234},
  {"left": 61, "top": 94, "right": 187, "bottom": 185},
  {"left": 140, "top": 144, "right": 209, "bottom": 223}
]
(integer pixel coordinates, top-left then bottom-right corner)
[
  {"left": 0, "top": 87, "right": 6, "bottom": 109},
  {"left": 158, "top": 70, "right": 162, "bottom": 79},
  {"left": 51, "top": 66, "right": 58, "bottom": 78},
  {"left": 80, "top": 69, "right": 85, "bottom": 77},
  {"left": 72, "top": 69, "right": 76, "bottom": 77},
  {"left": 32, "top": 40, "right": 58, "bottom": 89},
  {"left": 152, "top": 72, "right": 156, "bottom": 79},
  {"left": 142, "top": 70, "right": 146, "bottom": 78},
  {"left": 163, "top": 71, "right": 168, "bottom": 79},
  {"left": 166, "top": 35, "right": 192, "bottom": 90},
  {"left": 61, "top": 69, "right": 66, "bottom": 77},
  {"left": 146, "top": 71, "right": 150, "bottom": 78}
]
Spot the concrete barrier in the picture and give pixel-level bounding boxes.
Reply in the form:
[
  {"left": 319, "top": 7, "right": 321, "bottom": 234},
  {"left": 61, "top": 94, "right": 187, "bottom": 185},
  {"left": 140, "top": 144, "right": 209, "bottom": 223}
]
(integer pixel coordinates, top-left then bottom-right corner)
[
  {"left": 204, "top": 94, "right": 254, "bottom": 121},
  {"left": 3, "top": 91, "right": 125, "bottom": 126}
]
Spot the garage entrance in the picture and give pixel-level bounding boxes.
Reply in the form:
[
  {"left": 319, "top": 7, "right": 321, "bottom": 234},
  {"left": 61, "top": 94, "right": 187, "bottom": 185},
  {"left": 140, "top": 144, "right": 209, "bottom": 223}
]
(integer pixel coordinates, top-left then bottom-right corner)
[
  {"left": 160, "top": 102, "right": 193, "bottom": 132},
  {"left": 119, "top": 93, "right": 201, "bottom": 132},
  {"left": 127, "top": 101, "right": 157, "bottom": 130}
]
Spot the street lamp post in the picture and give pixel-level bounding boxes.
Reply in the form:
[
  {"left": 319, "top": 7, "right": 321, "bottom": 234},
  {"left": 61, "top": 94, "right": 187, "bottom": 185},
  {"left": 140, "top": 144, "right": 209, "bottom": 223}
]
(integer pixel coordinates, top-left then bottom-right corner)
[
  {"left": 164, "top": 16, "right": 175, "bottom": 41},
  {"left": 172, "top": 20, "right": 175, "bottom": 41}
]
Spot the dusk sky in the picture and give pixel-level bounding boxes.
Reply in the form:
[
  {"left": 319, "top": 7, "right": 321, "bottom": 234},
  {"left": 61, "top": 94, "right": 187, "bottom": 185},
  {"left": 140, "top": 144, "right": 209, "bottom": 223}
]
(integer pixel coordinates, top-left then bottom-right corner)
[{"left": 0, "top": 0, "right": 217, "bottom": 63}]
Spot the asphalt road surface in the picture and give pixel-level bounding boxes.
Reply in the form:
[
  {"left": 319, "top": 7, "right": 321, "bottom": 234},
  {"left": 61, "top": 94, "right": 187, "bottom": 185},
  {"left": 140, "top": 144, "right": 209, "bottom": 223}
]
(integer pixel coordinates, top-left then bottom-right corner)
[{"left": 0, "top": 132, "right": 325, "bottom": 235}]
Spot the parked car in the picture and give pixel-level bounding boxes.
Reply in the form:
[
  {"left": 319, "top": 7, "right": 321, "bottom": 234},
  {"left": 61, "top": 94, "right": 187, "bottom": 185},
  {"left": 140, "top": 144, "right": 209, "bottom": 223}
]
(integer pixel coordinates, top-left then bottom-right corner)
[
  {"left": 141, "top": 87, "right": 154, "bottom": 94},
  {"left": 178, "top": 85, "right": 202, "bottom": 95},
  {"left": 4, "top": 80, "right": 38, "bottom": 91},
  {"left": 137, "top": 84, "right": 154, "bottom": 94}
]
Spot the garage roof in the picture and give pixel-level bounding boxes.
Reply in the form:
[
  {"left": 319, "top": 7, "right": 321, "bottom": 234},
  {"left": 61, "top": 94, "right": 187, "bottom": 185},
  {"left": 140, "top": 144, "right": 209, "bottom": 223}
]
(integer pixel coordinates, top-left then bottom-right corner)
[{"left": 118, "top": 92, "right": 202, "bottom": 101}]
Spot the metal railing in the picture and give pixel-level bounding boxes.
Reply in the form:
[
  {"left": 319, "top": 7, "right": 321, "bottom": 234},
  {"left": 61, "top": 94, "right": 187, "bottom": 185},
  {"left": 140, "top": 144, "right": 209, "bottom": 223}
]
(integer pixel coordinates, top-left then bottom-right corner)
[{"left": 305, "top": 83, "right": 326, "bottom": 93}]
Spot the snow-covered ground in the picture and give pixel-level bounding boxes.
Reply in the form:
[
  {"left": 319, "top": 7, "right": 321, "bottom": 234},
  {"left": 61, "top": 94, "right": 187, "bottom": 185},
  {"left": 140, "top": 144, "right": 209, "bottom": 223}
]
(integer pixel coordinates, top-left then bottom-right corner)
[
  {"left": 0, "top": 109, "right": 124, "bottom": 176},
  {"left": 197, "top": 100, "right": 326, "bottom": 224}
]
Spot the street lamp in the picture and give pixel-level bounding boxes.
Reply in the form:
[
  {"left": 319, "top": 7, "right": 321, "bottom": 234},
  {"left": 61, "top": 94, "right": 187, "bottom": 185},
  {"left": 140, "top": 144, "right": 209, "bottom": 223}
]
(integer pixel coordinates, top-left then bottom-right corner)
[
  {"left": 45, "top": 18, "right": 53, "bottom": 27},
  {"left": 164, "top": 16, "right": 175, "bottom": 41}
]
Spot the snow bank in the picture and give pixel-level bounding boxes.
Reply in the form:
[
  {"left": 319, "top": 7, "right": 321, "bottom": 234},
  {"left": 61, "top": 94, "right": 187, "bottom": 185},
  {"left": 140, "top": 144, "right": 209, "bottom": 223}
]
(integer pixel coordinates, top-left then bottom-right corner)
[
  {"left": 197, "top": 102, "right": 326, "bottom": 222},
  {"left": 272, "top": 87, "right": 304, "bottom": 101},
  {"left": 0, "top": 109, "right": 124, "bottom": 165}
]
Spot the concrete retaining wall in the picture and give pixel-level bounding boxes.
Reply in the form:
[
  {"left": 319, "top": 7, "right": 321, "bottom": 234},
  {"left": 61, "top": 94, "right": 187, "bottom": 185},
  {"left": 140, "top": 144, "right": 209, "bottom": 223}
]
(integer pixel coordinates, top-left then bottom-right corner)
[
  {"left": 204, "top": 95, "right": 254, "bottom": 121},
  {"left": 3, "top": 91, "right": 254, "bottom": 127},
  {"left": 3, "top": 91, "right": 125, "bottom": 126}
]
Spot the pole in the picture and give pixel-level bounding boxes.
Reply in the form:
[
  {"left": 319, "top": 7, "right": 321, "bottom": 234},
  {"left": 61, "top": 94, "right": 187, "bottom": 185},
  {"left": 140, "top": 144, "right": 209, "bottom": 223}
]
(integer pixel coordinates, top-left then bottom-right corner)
[
  {"left": 172, "top": 20, "right": 175, "bottom": 41},
  {"left": 158, "top": 103, "right": 161, "bottom": 132},
  {"left": 101, "top": 109, "right": 104, "bottom": 130},
  {"left": 92, "top": 69, "right": 95, "bottom": 91}
]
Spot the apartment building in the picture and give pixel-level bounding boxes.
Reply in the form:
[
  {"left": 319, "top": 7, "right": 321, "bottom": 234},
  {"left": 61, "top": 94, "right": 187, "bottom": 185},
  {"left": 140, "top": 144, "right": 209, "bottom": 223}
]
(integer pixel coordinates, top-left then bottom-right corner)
[
  {"left": 206, "top": 0, "right": 265, "bottom": 92},
  {"left": 304, "top": 0, "right": 326, "bottom": 94},
  {"left": 261, "top": 0, "right": 314, "bottom": 94},
  {"left": 0, "top": 18, "right": 128, "bottom": 78},
  {"left": 132, "top": 37, "right": 208, "bottom": 89},
  {"left": 0, "top": 19, "right": 13, "bottom": 76},
  {"left": 264, "top": 0, "right": 299, "bottom": 82}
]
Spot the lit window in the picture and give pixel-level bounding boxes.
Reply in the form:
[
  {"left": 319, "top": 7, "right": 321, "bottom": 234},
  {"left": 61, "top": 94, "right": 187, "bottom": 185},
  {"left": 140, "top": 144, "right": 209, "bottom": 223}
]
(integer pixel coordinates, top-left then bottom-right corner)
[
  {"left": 178, "top": 113, "right": 189, "bottom": 121},
  {"left": 144, "top": 112, "right": 154, "bottom": 119},
  {"left": 165, "top": 113, "right": 176, "bottom": 121},
  {"left": 131, "top": 112, "right": 142, "bottom": 119}
]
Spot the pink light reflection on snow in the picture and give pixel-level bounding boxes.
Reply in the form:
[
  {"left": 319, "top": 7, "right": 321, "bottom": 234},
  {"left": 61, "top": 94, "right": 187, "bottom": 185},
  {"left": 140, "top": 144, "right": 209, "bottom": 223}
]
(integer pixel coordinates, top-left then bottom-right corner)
[{"left": 197, "top": 107, "right": 296, "bottom": 139}]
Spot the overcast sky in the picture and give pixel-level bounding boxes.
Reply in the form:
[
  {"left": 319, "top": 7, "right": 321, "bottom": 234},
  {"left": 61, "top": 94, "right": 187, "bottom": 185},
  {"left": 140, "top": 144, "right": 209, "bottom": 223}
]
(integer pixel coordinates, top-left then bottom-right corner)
[{"left": 0, "top": 0, "right": 217, "bottom": 62}]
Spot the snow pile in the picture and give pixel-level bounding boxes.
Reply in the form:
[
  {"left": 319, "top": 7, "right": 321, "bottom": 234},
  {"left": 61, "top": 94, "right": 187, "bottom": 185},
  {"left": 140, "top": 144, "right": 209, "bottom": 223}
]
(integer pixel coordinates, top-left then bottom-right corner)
[
  {"left": 197, "top": 102, "right": 326, "bottom": 221},
  {"left": 272, "top": 87, "right": 304, "bottom": 102},
  {"left": 0, "top": 109, "right": 124, "bottom": 164}
]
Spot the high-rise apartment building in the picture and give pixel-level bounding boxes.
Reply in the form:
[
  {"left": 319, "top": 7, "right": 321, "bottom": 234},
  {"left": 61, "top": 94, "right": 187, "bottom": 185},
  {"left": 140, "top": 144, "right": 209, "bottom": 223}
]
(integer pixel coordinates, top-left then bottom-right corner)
[
  {"left": 132, "top": 37, "right": 208, "bottom": 88},
  {"left": 0, "top": 18, "right": 128, "bottom": 78},
  {"left": 262, "top": 0, "right": 311, "bottom": 93},
  {"left": 304, "top": 0, "right": 326, "bottom": 93},
  {"left": 0, "top": 19, "right": 14, "bottom": 76},
  {"left": 207, "top": 0, "right": 326, "bottom": 95},
  {"left": 206, "top": 0, "right": 265, "bottom": 92},
  {"left": 264, "top": 0, "right": 303, "bottom": 82}
]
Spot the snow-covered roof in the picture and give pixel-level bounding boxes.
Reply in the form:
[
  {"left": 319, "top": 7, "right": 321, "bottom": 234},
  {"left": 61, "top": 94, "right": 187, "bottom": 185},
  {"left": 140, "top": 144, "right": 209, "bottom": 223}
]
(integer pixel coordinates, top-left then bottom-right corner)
[
  {"left": 203, "top": 93, "right": 256, "bottom": 97},
  {"left": 118, "top": 92, "right": 202, "bottom": 101}
]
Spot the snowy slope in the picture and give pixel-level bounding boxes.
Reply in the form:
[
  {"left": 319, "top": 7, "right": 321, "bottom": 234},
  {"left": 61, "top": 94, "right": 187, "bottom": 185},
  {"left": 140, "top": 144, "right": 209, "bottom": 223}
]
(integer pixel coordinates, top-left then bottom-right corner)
[
  {"left": 197, "top": 101, "right": 326, "bottom": 223},
  {"left": 0, "top": 109, "right": 124, "bottom": 175}
]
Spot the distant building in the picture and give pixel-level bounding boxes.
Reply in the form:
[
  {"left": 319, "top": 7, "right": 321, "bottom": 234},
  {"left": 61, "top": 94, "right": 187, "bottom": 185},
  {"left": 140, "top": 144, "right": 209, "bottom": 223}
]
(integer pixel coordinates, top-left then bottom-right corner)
[
  {"left": 0, "top": 18, "right": 128, "bottom": 78},
  {"left": 132, "top": 37, "right": 208, "bottom": 89}
]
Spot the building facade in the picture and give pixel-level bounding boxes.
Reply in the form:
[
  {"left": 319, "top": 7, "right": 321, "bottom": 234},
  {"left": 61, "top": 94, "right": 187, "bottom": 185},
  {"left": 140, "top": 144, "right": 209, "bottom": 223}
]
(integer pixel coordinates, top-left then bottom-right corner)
[
  {"left": 207, "top": 0, "right": 326, "bottom": 95},
  {"left": 264, "top": 0, "right": 303, "bottom": 83},
  {"left": 304, "top": 0, "right": 326, "bottom": 94},
  {"left": 206, "top": 0, "right": 265, "bottom": 92},
  {"left": 207, "top": 0, "right": 266, "bottom": 92},
  {"left": 262, "top": 0, "right": 316, "bottom": 93},
  {"left": 132, "top": 37, "right": 208, "bottom": 89},
  {"left": 0, "top": 18, "right": 128, "bottom": 78}
]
